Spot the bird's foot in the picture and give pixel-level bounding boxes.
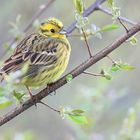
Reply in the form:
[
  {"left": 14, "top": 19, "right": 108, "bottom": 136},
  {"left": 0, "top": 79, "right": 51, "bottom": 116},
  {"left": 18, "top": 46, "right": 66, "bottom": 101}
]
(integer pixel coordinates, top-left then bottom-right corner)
[{"left": 47, "top": 83, "right": 57, "bottom": 96}]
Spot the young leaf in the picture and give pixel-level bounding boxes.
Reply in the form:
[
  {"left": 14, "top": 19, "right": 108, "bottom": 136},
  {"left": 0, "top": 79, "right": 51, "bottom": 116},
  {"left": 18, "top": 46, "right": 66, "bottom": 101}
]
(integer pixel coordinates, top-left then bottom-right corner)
[
  {"left": 13, "top": 90, "right": 25, "bottom": 101},
  {"left": 101, "top": 69, "right": 112, "bottom": 80},
  {"left": 75, "top": 14, "right": 89, "bottom": 29},
  {"left": 73, "top": 0, "right": 84, "bottom": 14},
  {"left": 60, "top": 107, "right": 88, "bottom": 124},
  {"left": 68, "top": 115, "right": 88, "bottom": 124},
  {"left": 0, "top": 100, "right": 13, "bottom": 109},
  {"left": 66, "top": 74, "right": 73, "bottom": 83},
  {"left": 99, "top": 24, "right": 119, "bottom": 32},
  {"left": 112, "top": 6, "right": 120, "bottom": 19},
  {"left": 72, "top": 109, "right": 85, "bottom": 115},
  {"left": 118, "top": 63, "right": 135, "bottom": 71},
  {"left": 130, "top": 36, "right": 137, "bottom": 46},
  {"left": 107, "top": 0, "right": 114, "bottom": 7},
  {"left": 111, "top": 63, "right": 120, "bottom": 72},
  {"left": 104, "top": 73, "right": 112, "bottom": 80}
]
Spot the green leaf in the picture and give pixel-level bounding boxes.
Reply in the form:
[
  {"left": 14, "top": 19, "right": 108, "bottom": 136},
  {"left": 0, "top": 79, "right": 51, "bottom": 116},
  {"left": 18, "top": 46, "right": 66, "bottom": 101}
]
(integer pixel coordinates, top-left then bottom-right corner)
[
  {"left": 72, "top": 109, "right": 85, "bottom": 115},
  {"left": 99, "top": 24, "right": 119, "bottom": 32},
  {"left": 60, "top": 107, "right": 88, "bottom": 124},
  {"left": 111, "top": 63, "right": 120, "bottom": 72},
  {"left": 73, "top": 0, "right": 84, "bottom": 14},
  {"left": 130, "top": 36, "right": 137, "bottom": 46},
  {"left": 68, "top": 115, "right": 88, "bottom": 124},
  {"left": 104, "top": 73, "right": 112, "bottom": 80},
  {"left": 118, "top": 63, "right": 135, "bottom": 71},
  {"left": 13, "top": 90, "right": 25, "bottom": 101},
  {"left": 107, "top": 0, "right": 114, "bottom": 7},
  {"left": 66, "top": 74, "right": 73, "bottom": 83},
  {"left": 0, "top": 100, "right": 13, "bottom": 109},
  {"left": 101, "top": 69, "right": 112, "bottom": 80},
  {"left": 107, "top": 0, "right": 120, "bottom": 19},
  {"left": 112, "top": 6, "right": 120, "bottom": 19}
]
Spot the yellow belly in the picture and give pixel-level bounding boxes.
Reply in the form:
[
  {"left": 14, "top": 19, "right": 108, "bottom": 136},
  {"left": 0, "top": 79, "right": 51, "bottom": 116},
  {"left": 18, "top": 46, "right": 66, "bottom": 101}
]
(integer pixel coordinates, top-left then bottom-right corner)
[
  {"left": 21, "top": 53, "right": 70, "bottom": 87},
  {"left": 14, "top": 37, "right": 71, "bottom": 88}
]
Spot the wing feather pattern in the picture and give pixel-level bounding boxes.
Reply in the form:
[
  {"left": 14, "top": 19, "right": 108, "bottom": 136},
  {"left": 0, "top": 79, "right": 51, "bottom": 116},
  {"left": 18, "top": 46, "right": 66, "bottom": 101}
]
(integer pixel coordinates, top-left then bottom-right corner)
[{"left": 1, "top": 33, "right": 58, "bottom": 77}]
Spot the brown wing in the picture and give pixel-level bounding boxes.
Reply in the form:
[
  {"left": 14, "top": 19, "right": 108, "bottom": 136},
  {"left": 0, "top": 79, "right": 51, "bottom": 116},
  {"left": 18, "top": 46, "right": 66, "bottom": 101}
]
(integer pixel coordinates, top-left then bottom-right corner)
[{"left": 1, "top": 33, "right": 59, "bottom": 76}]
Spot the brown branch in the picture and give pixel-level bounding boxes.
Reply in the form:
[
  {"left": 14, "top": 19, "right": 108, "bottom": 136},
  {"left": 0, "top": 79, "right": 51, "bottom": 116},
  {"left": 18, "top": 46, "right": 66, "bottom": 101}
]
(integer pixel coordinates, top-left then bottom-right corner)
[
  {"left": 0, "top": 0, "right": 140, "bottom": 126},
  {"left": 0, "top": 21, "right": 140, "bottom": 126},
  {"left": 0, "top": 0, "right": 107, "bottom": 126}
]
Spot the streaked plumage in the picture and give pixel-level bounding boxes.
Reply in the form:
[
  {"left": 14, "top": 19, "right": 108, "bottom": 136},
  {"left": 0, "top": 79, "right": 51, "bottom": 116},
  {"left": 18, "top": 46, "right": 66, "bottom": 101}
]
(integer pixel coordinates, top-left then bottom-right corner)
[{"left": 0, "top": 18, "right": 71, "bottom": 89}]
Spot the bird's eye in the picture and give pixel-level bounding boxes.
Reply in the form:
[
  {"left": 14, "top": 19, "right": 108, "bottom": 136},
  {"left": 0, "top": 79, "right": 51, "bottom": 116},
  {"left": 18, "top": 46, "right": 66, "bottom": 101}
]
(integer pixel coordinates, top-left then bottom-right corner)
[{"left": 50, "top": 29, "right": 55, "bottom": 33}]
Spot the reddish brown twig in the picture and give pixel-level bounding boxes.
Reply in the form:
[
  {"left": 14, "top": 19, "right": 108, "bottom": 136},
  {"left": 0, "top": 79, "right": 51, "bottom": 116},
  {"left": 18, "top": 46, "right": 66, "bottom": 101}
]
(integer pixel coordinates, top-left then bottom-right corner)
[{"left": 81, "top": 28, "right": 92, "bottom": 58}]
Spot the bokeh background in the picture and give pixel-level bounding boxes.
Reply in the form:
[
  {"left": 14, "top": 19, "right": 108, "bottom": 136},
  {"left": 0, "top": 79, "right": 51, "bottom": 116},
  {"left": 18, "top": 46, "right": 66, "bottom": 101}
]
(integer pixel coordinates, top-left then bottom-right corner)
[{"left": 0, "top": 0, "right": 140, "bottom": 140}]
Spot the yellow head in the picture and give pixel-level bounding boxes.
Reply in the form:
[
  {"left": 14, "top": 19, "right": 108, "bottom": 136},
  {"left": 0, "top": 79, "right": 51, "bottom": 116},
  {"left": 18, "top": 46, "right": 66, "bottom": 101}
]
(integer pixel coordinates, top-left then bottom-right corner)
[{"left": 39, "top": 18, "right": 67, "bottom": 39}]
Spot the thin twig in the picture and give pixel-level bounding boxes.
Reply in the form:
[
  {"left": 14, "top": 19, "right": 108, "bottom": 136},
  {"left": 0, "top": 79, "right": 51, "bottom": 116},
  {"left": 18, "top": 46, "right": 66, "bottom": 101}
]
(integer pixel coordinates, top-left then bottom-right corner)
[
  {"left": 97, "top": 6, "right": 137, "bottom": 25},
  {"left": 83, "top": 71, "right": 103, "bottom": 77},
  {"left": 81, "top": 28, "right": 92, "bottom": 58},
  {"left": 68, "top": 32, "right": 96, "bottom": 37},
  {"left": 39, "top": 101, "right": 60, "bottom": 113},
  {"left": 67, "top": 34, "right": 82, "bottom": 37},
  {"left": 118, "top": 18, "right": 129, "bottom": 32},
  {"left": 106, "top": 55, "right": 116, "bottom": 64}
]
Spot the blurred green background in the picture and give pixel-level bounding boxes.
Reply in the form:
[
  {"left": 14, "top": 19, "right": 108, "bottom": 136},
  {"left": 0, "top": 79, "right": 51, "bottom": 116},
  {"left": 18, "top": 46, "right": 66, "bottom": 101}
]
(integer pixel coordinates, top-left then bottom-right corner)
[{"left": 0, "top": 0, "right": 140, "bottom": 140}]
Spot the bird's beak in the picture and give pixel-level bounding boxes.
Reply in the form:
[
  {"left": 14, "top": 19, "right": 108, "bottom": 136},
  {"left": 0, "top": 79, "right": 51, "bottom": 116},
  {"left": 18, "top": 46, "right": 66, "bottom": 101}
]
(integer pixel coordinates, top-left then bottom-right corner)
[{"left": 59, "top": 28, "right": 67, "bottom": 35}]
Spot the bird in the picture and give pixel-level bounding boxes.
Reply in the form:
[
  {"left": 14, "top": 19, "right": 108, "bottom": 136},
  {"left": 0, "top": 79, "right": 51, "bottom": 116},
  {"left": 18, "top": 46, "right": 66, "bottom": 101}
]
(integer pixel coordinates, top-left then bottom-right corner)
[{"left": 0, "top": 17, "right": 71, "bottom": 99}]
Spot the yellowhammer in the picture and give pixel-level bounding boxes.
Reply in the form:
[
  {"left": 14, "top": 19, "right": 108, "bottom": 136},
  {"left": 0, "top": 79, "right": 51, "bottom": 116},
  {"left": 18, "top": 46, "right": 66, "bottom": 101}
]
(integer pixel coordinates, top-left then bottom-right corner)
[{"left": 0, "top": 18, "right": 71, "bottom": 98}]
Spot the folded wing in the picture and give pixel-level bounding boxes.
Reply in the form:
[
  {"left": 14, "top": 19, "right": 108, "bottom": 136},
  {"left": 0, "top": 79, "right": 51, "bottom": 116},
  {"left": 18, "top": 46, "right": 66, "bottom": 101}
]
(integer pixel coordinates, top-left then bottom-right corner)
[{"left": 1, "top": 33, "right": 58, "bottom": 78}]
